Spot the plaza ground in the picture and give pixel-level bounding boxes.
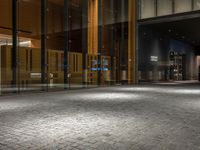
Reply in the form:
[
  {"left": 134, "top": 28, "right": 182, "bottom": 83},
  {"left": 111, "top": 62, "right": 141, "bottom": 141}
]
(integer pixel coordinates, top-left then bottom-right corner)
[{"left": 0, "top": 82, "right": 200, "bottom": 150}]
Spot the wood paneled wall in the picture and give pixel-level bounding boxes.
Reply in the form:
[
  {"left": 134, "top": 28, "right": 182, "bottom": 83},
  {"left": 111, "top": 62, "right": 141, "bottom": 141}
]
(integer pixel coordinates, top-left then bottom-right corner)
[
  {"left": 0, "top": 0, "right": 64, "bottom": 38},
  {"left": 0, "top": 45, "right": 83, "bottom": 87},
  {"left": 128, "top": 0, "right": 137, "bottom": 84},
  {"left": 88, "top": 0, "right": 98, "bottom": 55}
]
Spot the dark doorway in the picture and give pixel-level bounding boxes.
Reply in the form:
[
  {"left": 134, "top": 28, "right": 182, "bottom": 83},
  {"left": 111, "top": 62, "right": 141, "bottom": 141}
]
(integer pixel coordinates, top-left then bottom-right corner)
[{"left": 138, "top": 14, "right": 200, "bottom": 83}]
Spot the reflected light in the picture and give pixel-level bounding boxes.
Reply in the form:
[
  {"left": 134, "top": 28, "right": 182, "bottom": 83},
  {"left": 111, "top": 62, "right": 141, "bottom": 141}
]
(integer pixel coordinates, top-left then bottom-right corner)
[
  {"left": 115, "top": 87, "right": 157, "bottom": 92},
  {"left": 0, "top": 101, "right": 41, "bottom": 112},
  {"left": 114, "top": 87, "right": 200, "bottom": 95},
  {"left": 73, "top": 92, "right": 141, "bottom": 101},
  {"left": 171, "top": 89, "right": 200, "bottom": 94}
]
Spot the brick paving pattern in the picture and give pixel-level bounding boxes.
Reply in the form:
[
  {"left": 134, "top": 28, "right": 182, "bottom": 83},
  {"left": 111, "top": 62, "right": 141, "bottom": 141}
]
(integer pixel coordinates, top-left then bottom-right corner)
[{"left": 0, "top": 83, "right": 200, "bottom": 150}]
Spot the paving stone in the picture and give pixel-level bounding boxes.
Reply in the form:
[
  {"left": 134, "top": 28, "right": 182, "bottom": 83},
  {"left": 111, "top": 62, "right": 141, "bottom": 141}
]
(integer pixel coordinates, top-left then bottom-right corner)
[{"left": 0, "top": 83, "right": 200, "bottom": 149}]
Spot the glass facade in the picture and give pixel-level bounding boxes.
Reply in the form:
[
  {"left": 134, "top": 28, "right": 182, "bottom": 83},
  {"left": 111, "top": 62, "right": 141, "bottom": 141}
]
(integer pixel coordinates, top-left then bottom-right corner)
[
  {"left": 140, "top": 0, "right": 200, "bottom": 19},
  {"left": 0, "top": 0, "right": 136, "bottom": 94}
]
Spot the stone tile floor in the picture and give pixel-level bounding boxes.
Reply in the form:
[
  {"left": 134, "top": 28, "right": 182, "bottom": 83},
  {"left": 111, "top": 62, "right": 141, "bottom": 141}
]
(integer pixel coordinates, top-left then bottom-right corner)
[{"left": 0, "top": 83, "right": 200, "bottom": 150}]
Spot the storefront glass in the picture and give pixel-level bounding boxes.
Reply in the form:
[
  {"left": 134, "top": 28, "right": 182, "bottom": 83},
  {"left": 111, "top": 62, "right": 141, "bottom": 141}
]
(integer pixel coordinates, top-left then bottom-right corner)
[
  {"left": 0, "top": 0, "right": 14, "bottom": 94},
  {"left": 0, "top": 0, "right": 135, "bottom": 94},
  {"left": 46, "top": 0, "right": 66, "bottom": 90},
  {"left": 17, "top": 0, "right": 42, "bottom": 93}
]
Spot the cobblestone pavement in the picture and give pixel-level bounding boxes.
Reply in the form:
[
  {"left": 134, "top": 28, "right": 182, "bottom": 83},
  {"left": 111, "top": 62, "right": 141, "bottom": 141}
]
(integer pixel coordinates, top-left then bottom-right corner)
[{"left": 0, "top": 83, "right": 200, "bottom": 150}]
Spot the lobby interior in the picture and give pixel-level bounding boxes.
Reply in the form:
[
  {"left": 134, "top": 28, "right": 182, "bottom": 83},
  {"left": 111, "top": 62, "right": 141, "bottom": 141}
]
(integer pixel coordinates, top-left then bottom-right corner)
[{"left": 0, "top": 0, "right": 136, "bottom": 94}]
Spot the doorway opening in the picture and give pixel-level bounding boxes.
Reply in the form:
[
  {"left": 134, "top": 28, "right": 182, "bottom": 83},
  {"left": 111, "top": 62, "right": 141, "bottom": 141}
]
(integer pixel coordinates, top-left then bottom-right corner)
[{"left": 138, "top": 15, "right": 200, "bottom": 83}]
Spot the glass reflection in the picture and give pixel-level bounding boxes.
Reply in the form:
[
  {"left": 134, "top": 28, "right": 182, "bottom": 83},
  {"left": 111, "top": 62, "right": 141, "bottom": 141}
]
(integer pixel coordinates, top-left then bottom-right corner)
[{"left": 0, "top": 0, "right": 132, "bottom": 94}]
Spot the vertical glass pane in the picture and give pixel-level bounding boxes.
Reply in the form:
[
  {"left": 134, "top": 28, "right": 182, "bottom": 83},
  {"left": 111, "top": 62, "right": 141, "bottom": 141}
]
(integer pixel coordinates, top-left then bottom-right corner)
[
  {"left": 0, "top": 0, "right": 135, "bottom": 95},
  {"left": 101, "top": 0, "right": 112, "bottom": 85},
  {"left": 194, "top": 0, "right": 200, "bottom": 10},
  {"left": 18, "top": 0, "right": 41, "bottom": 92},
  {"left": 0, "top": 0, "right": 13, "bottom": 94},
  {"left": 104, "top": 0, "right": 117, "bottom": 85},
  {"left": 174, "top": 0, "right": 192, "bottom": 13},
  {"left": 110, "top": 0, "right": 129, "bottom": 84},
  {"left": 68, "top": 0, "right": 84, "bottom": 89},
  {"left": 46, "top": 0, "right": 65, "bottom": 90},
  {"left": 157, "top": 0, "right": 173, "bottom": 16},
  {"left": 141, "top": 0, "right": 155, "bottom": 19}
]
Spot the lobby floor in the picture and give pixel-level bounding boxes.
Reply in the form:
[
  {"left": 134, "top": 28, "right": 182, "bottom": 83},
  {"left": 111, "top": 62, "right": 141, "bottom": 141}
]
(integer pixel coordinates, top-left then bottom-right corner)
[{"left": 0, "top": 83, "right": 200, "bottom": 150}]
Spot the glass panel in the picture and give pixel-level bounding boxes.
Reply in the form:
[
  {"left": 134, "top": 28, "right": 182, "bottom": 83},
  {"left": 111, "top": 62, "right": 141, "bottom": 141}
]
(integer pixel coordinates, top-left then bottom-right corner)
[
  {"left": 68, "top": 0, "right": 84, "bottom": 89},
  {"left": 140, "top": 0, "right": 155, "bottom": 19},
  {"left": 109, "top": 0, "right": 117, "bottom": 85},
  {"left": 119, "top": 0, "right": 128, "bottom": 84},
  {"left": 46, "top": 0, "right": 65, "bottom": 90},
  {"left": 0, "top": 0, "right": 133, "bottom": 95},
  {"left": 101, "top": 0, "right": 112, "bottom": 85},
  {"left": 194, "top": 0, "right": 200, "bottom": 10},
  {"left": 157, "top": 0, "right": 173, "bottom": 16},
  {"left": 18, "top": 0, "right": 42, "bottom": 93},
  {"left": 0, "top": 0, "right": 13, "bottom": 94},
  {"left": 174, "top": 0, "right": 192, "bottom": 13}
]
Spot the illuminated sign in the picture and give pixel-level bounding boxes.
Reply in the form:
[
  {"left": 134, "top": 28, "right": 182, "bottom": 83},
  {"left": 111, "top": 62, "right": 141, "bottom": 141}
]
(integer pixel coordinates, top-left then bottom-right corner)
[
  {"left": 91, "top": 68, "right": 109, "bottom": 71},
  {"left": 150, "top": 56, "right": 158, "bottom": 62},
  {"left": 30, "top": 73, "right": 41, "bottom": 78}
]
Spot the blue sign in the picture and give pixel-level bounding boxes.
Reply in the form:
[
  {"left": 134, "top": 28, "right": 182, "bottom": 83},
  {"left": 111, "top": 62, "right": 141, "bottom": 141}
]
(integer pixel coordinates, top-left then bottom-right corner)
[{"left": 91, "top": 68, "right": 109, "bottom": 71}]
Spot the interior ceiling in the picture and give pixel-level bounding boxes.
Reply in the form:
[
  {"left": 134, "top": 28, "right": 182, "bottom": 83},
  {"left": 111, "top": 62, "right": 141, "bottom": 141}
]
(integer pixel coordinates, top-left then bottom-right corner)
[{"left": 142, "top": 17, "right": 200, "bottom": 47}]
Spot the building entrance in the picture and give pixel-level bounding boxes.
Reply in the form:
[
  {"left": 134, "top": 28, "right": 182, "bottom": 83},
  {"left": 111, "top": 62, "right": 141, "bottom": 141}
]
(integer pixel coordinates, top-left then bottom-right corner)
[
  {"left": 138, "top": 15, "right": 200, "bottom": 83},
  {"left": 0, "top": 0, "right": 137, "bottom": 95}
]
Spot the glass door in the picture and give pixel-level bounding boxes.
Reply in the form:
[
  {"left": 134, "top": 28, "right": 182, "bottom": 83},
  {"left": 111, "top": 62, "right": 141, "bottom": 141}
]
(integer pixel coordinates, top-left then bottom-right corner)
[
  {"left": 46, "top": 0, "right": 65, "bottom": 91},
  {"left": 17, "top": 0, "right": 42, "bottom": 93},
  {"left": 0, "top": 0, "right": 15, "bottom": 94},
  {"left": 68, "top": 0, "right": 85, "bottom": 89}
]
